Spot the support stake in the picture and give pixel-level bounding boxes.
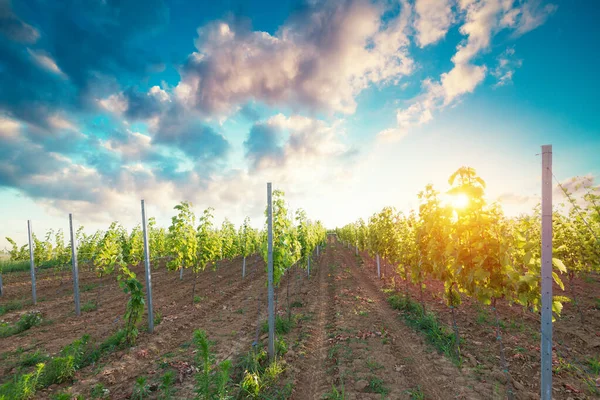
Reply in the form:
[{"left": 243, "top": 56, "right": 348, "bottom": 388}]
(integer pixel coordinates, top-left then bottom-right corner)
[
  {"left": 141, "top": 200, "right": 154, "bottom": 334},
  {"left": 540, "top": 145, "right": 553, "bottom": 400},
  {"left": 267, "top": 183, "right": 275, "bottom": 360},
  {"left": 27, "top": 220, "right": 37, "bottom": 305},
  {"left": 69, "top": 214, "right": 81, "bottom": 316}
]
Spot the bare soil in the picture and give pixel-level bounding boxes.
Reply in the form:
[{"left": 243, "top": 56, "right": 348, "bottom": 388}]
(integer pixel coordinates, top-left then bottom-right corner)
[{"left": 0, "top": 237, "right": 598, "bottom": 399}]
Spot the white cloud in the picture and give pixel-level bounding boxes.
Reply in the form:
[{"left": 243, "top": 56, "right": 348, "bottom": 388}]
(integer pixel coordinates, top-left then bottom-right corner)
[
  {"left": 98, "top": 93, "right": 128, "bottom": 114},
  {"left": 177, "top": 0, "right": 414, "bottom": 116},
  {"left": 27, "top": 49, "right": 67, "bottom": 78},
  {"left": 47, "top": 115, "right": 76, "bottom": 131},
  {"left": 414, "top": 0, "right": 455, "bottom": 47},
  {"left": 492, "top": 47, "right": 522, "bottom": 87},
  {"left": 382, "top": 0, "right": 555, "bottom": 137},
  {"left": 440, "top": 62, "right": 487, "bottom": 103},
  {"left": 0, "top": 115, "right": 21, "bottom": 139}
]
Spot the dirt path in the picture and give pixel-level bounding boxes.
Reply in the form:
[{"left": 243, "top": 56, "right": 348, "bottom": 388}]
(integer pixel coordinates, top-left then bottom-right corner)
[
  {"left": 290, "top": 238, "right": 486, "bottom": 400},
  {"left": 292, "top": 237, "right": 337, "bottom": 399}
]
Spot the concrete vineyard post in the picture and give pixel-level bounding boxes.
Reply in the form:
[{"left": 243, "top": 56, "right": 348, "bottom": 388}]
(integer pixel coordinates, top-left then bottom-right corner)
[
  {"left": 355, "top": 243, "right": 358, "bottom": 256},
  {"left": 243, "top": 256, "right": 246, "bottom": 278},
  {"left": 27, "top": 220, "right": 37, "bottom": 305},
  {"left": 316, "top": 245, "right": 319, "bottom": 257},
  {"left": 69, "top": 214, "right": 81, "bottom": 316},
  {"left": 267, "top": 182, "right": 275, "bottom": 361},
  {"left": 0, "top": 274, "right": 3, "bottom": 296},
  {"left": 376, "top": 254, "right": 381, "bottom": 279},
  {"left": 307, "top": 256, "right": 310, "bottom": 277},
  {"left": 180, "top": 266, "right": 183, "bottom": 280},
  {"left": 141, "top": 200, "right": 155, "bottom": 334},
  {"left": 540, "top": 145, "right": 553, "bottom": 400}
]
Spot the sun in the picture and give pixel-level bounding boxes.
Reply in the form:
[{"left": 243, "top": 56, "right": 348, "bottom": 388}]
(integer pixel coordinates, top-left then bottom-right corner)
[{"left": 450, "top": 193, "right": 469, "bottom": 209}]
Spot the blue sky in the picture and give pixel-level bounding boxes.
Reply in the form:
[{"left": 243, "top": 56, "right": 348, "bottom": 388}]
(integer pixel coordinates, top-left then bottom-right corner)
[{"left": 0, "top": 0, "right": 599, "bottom": 248}]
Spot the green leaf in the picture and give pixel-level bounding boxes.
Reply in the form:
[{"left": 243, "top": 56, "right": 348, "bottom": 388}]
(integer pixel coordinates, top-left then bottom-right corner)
[{"left": 552, "top": 258, "right": 567, "bottom": 273}]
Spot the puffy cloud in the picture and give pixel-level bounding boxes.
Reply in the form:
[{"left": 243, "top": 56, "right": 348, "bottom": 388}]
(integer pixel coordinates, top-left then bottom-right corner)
[
  {"left": 177, "top": 0, "right": 413, "bottom": 116},
  {"left": 0, "top": 0, "right": 169, "bottom": 130},
  {"left": 244, "top": 114, "right": 354, "bottom": 171},
  {"left": 244, "top": 123, "right": 284, "bottom": 170},
  {"left": 381, "top": 0, "right": 555, "bottom": 140},
  {"left": 414, "top": 0, "right": 455, "bottom": 47},
  {"left": 512, "top": 0, "right": 557, "bottom": 36},
  {"left": 492, "top": 47, "right": 522, "bottom": 87}
]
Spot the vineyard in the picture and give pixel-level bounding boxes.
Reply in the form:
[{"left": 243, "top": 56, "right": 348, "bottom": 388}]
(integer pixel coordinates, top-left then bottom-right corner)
[{"left": 0, "top": 167, "right": 598, "bottom": 399}]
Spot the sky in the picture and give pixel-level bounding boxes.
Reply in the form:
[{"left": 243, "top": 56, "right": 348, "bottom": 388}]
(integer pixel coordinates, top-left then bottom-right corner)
[{"left": 0, "top": 0, "right": 599, "bottom": 249}]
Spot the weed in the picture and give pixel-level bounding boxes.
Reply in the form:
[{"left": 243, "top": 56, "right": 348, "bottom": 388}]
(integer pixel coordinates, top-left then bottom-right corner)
[
  {"left": 366, "top": 358, "right": 384, "bottom": 373},
  {"left": 193, "top": 329, "right": 232, "bottom": 399},
  {"left": 0, "top": 311, "right": 43, "bottom": 338},
  {"left": 194, "top": 295, "right": 205, "bottom": 304},
  {"left": 586, "top": 357, "right": 600, "bottom": 374},
  {"left": 367, "top": 376, "right": 389, "bottom": 395},
  {"left": 82, "top": 283, "right": 100, "bottom": 292},
  {"left": 388, "top": 295, "right": 460, "bottom": 364},
  {"left": 19, "top": 350, "right": 49, "bottom": 368},
  {"left": 90, "top": 383, "right": 110, "bottom": 398},
  {"left": 0, "top": 300, "right": 23, "bottom": 316},
  {"left": 52, "top": 393, "right": 73, "bottom": 400},
  {"left": 322, "top": 384, "right": 345, "bottom": 399},
  {"left": 405, "top": 386, "right": 425, "bottom": 400},
  {"left": 132, "top": 376, "right": 151, "bottom": 399},
  {"left": 235, "top": 308, "right": 245, "bottom": 314},
  {"left": 154, "top": 311, "right": 163, "bottom": 326},
  {"left": 290, "top": 301, "right": 303, "bottom": 308},
  {"left": 476, "top": 308, "right": 489, "bottom": 324},
  {"left": 157, "top": 370, "right": 176, "bottom": 400},
  {"left": 276, "top": 337, "right": 288, "bottom": 357},
  {"left": 261, "top": 315, "right": 294, "bottom": 335},
  {"left": 81, "top": 300, "right": 98, "bottom": 312}
]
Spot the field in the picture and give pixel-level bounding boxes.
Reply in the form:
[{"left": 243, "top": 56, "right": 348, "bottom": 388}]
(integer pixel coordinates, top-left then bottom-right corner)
[{"left": 0, "top": 236, "right": 598, "bottom": 399}]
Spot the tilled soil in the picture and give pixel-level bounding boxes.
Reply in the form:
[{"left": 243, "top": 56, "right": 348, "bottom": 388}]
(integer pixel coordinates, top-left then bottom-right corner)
[{"left": 1, "top": 237, "right": 597, "bottom": 399}]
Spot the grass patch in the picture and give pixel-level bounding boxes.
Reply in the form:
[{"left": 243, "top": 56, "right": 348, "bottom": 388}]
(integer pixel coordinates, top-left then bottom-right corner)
[
  {"left": 0, "top": 260, "right": 30, "bottom": 274},
  {"left": 81, "top": 300, "right": 98, "bottom": 313},
  {"left": 366, "top": 376, "right": 389, "bottom": 395},
  {"left": 0, "top": 260, "right": 58, "bottom": 274},
  {"left": 586, "top": 357, "right": 600, "bottom": 375},
  {"left": 405, "top": 385, "right": 425, "bottom": 399},
  {"left": 0, "top": 335, "right": 89, "bottom": 398},
  {"left": 261, "top": 315, "right": 295, "bottom": 335},
  {"left": 322, "top": 384, "right": 345, "bottom": 399},
  {"left": 82, "top": 283, "right": 101, "bottom": 292},
  {"left": 19, "top": 350, "right": 50, "bottom": 368},
  {"left": 0, "top": 311, "right": 43, "bottom": 338},
  {"left": 388, "top": 295, "right": 460, "bottom": 364},
  {"left": 0, "top": 300, "right": 23, "bottom": 316},
  {"left": 193, "top": 295, "right": 205, "bottom": 304}
]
